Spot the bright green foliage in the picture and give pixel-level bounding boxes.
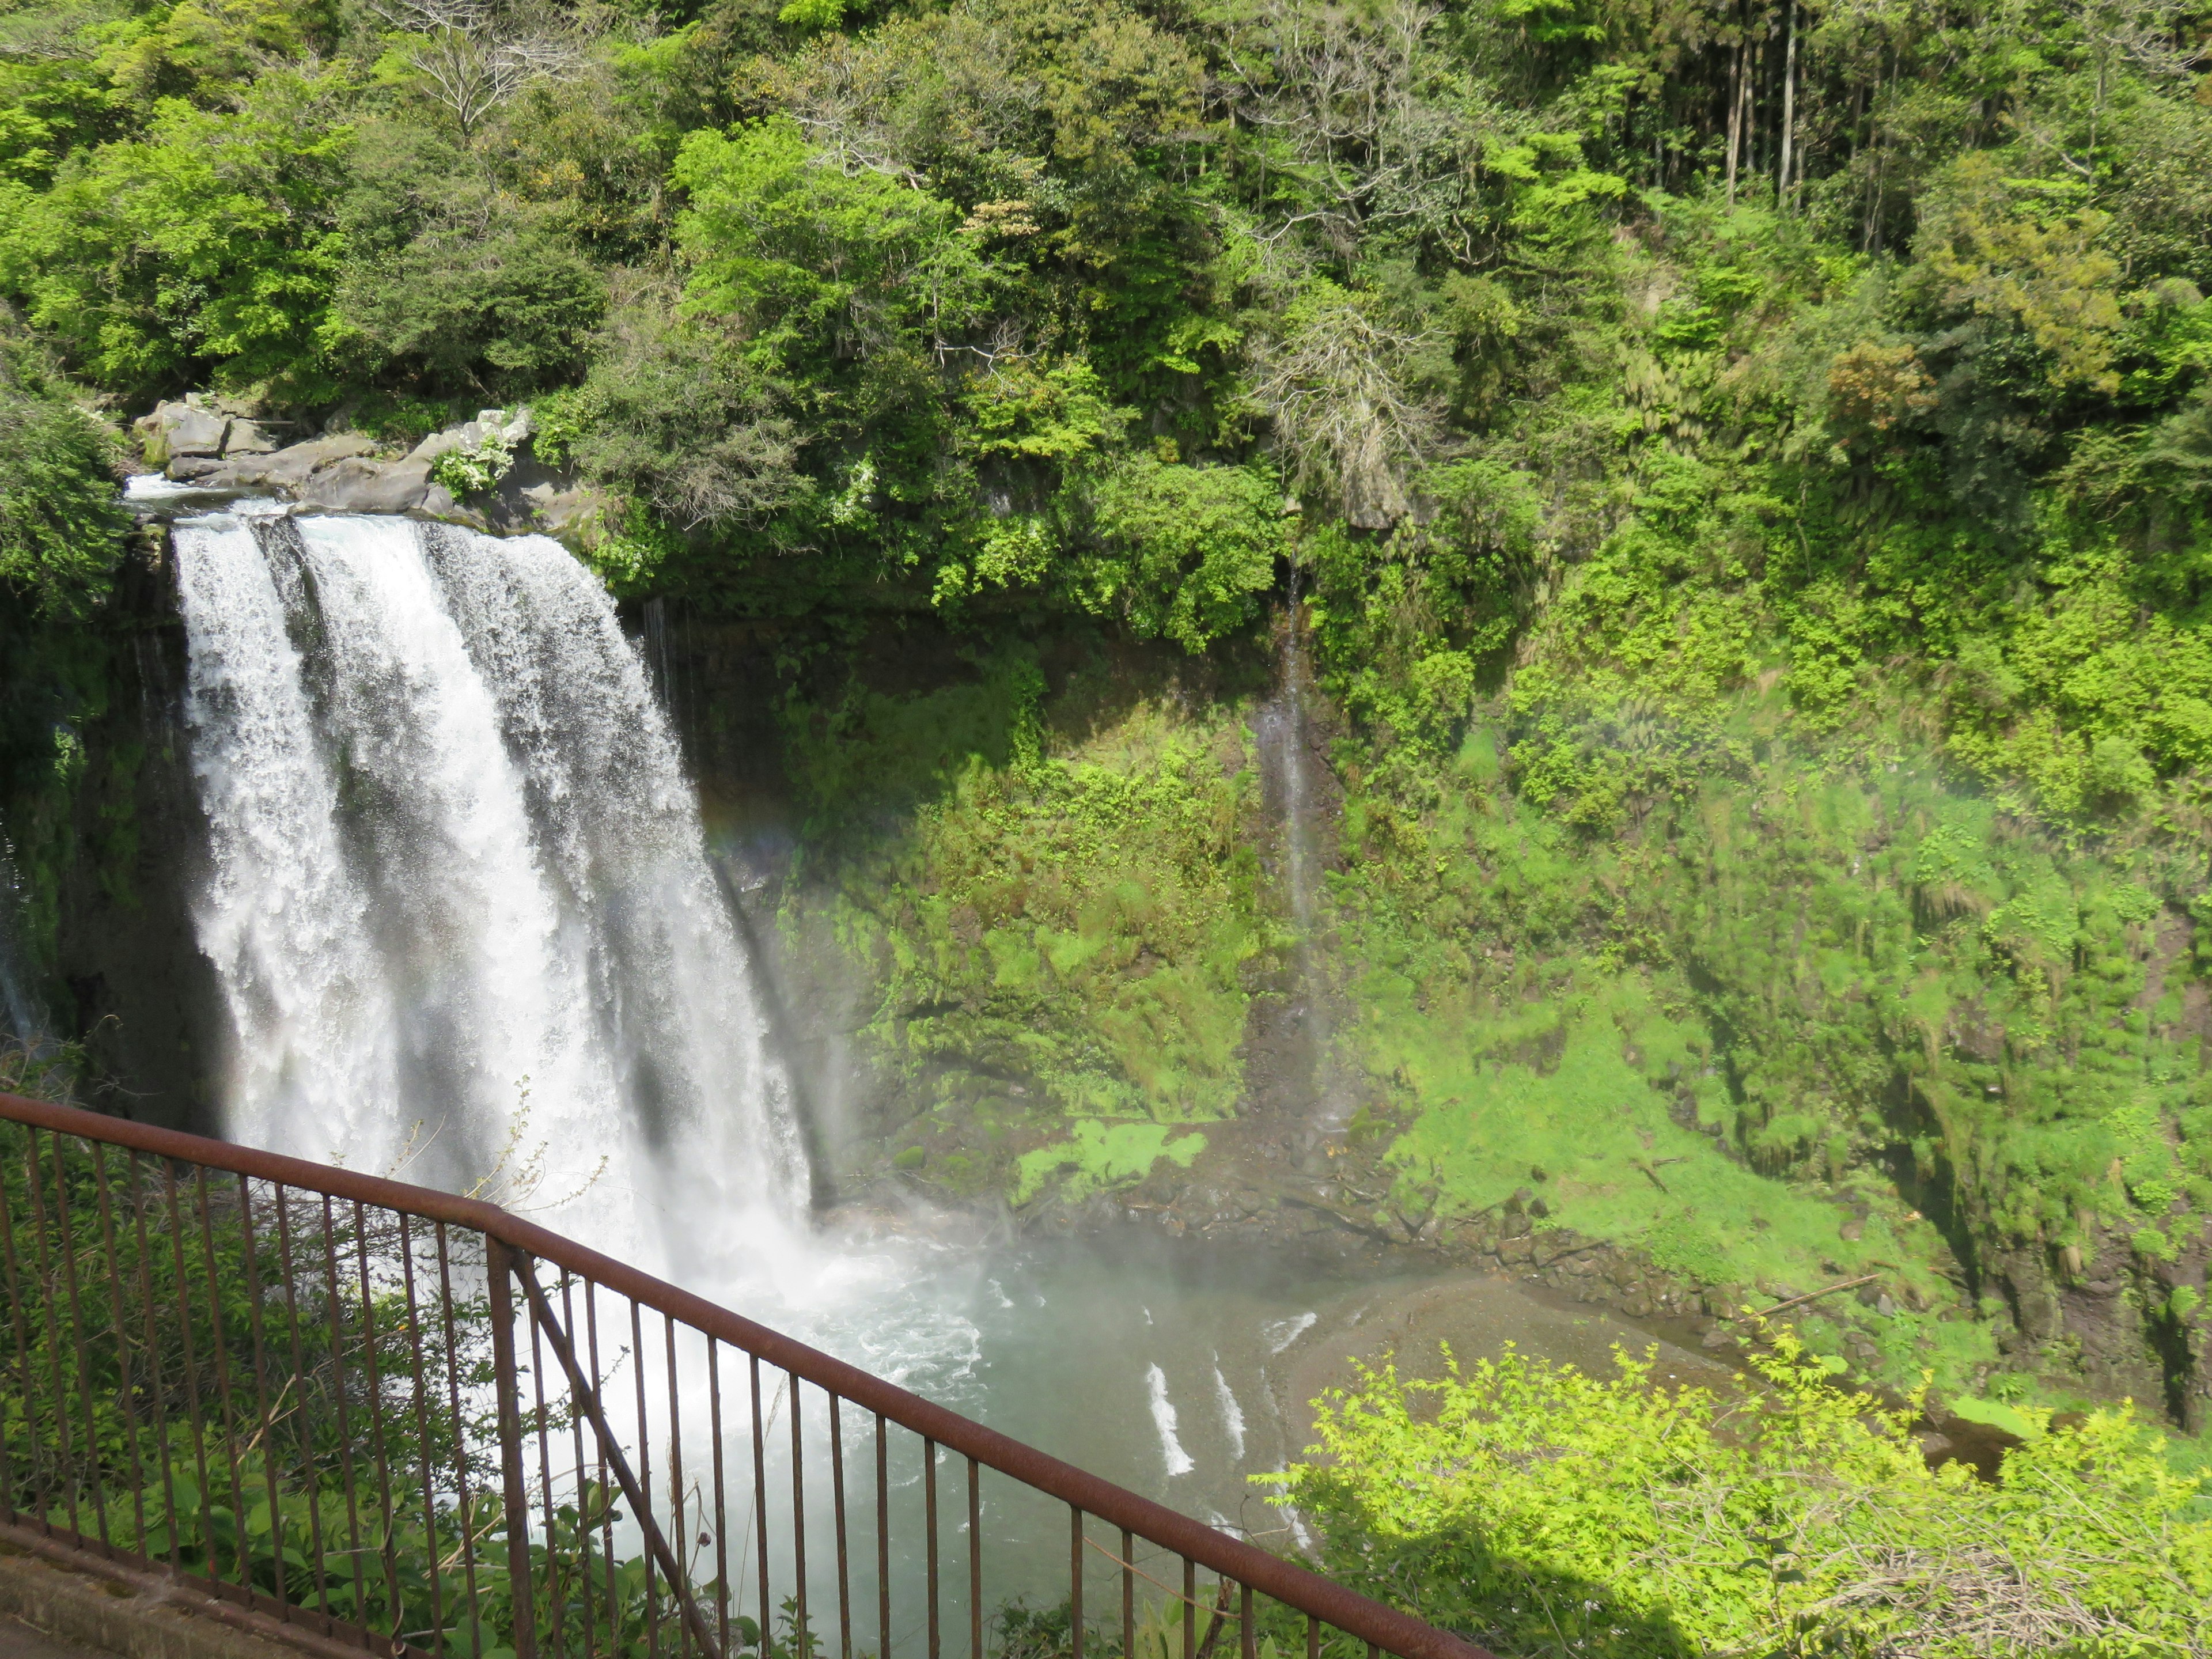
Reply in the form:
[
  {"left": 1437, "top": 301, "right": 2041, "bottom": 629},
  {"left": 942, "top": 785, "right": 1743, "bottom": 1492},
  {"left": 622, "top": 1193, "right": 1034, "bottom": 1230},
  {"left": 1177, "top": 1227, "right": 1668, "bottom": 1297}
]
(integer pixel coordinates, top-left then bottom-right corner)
[
  {"left": 1084, "top": 459, "right": 1283, "bottom": 652},
  {"left": 429, "top": 429, "right": 514, "bottom": 497},
  {"left": 0, "top": 318, "right": 124, "bottom": 620},
  {"left": 0, "top": 70, "right": 354, "bottom": 398},
  {"left": 1012, "top": 1119, "right": 1206, "bottom": 1205},
  {"left": 331, "top": 130, "right": 606, "bottom": 397},
  {"left": 676, "top": 118, "right": 965, "bottom": 369},
  {"left": 853, "top": 699, "right": 1264, "bottom": 1127},
  {"left": 1279, "top": 1336, "right": 2212, "bottom": 1657},
  {"left": 797, "top": 660, "right": 1275, "bottom": 1191},
  {"left": 1331, "top": 692, "right": 2211, "bottom": 1389},
  {"left": 1377, "top": 977, "right": 1946, "bottom": 1308}
]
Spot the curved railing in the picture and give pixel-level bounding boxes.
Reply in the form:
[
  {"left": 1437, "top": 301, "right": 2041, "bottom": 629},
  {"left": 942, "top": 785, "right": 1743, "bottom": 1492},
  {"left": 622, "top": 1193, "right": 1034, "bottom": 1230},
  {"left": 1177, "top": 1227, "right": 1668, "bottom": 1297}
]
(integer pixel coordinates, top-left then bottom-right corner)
[{"left": 0, "top": 1093, "right": 1494, "bottom": 1659}]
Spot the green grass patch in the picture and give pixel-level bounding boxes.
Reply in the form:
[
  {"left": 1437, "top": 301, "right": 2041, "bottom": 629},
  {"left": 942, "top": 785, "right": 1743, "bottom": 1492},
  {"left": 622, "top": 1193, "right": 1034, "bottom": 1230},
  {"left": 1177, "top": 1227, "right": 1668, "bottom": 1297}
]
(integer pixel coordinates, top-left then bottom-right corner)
[
  {"left": 1013, "top": 1119, "right": 1207, "bottom": 1205},
  {"left": 1376, "top": 975, "right": 1940, "bottom": 1306}
]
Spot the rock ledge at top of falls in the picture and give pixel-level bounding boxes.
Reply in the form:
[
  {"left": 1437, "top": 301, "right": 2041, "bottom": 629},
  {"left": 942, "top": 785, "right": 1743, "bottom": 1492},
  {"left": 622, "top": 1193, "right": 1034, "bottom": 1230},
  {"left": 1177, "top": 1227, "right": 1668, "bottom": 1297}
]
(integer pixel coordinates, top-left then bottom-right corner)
[{"left": 130, "top": 397, "right": 607, "bottom": 539}]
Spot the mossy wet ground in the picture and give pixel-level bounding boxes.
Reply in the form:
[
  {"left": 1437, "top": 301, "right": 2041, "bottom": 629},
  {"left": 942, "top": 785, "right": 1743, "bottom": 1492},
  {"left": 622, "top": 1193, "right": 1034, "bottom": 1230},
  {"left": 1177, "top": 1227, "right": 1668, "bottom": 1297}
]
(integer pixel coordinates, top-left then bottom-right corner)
[{"left": 760, "top": 641, "right": 2207, "bottom": 1435}]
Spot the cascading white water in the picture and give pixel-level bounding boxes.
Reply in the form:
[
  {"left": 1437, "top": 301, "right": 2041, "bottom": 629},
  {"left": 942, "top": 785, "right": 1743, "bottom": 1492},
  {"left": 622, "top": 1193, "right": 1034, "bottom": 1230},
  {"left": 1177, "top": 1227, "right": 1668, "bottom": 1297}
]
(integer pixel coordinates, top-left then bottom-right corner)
[
  {"left": 173, "top": 509, "right": 805, "bottom": 1272},
  {"left": 0, "top": 840, "right": 41, "bottom": 1043}
]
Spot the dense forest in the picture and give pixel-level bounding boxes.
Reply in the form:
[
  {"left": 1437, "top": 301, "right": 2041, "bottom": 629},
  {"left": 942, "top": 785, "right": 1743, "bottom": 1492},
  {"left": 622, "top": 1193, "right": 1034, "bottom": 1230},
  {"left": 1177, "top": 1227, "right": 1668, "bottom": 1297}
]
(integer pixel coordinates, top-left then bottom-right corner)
[{"left": 5, "top": 0, "right": 2212, "bottom": 1645}]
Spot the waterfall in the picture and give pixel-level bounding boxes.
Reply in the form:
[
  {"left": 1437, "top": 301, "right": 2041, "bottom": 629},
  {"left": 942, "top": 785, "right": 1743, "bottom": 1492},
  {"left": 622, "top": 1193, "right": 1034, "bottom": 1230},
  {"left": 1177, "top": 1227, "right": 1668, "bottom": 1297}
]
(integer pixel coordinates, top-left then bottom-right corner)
[
  {"left": 0, "top": 839, "right": 41, "bottom": 1046},
  {"left": 173, "top": 510, "right": 806, "bottom": 1272},
  {"left": 1273, "top": 566, "right": 1319, "bottom": 946},
  {"left": 1253, "top": 567, "right": 1335, "bottom": 1125}
]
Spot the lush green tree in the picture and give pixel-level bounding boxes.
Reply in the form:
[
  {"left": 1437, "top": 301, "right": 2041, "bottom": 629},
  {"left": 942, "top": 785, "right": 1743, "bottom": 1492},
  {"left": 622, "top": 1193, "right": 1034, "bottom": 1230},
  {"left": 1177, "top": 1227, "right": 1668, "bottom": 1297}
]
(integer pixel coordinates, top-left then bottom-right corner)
[
  {"left": 0, "top": 332, "right": 124, "bottom": 619},
  {"left": 1281, "top": 1336, "right": 2212, "bottom": 1657},
  {"left": 0, "top": 67, "right": 353, "bottom": 397}
]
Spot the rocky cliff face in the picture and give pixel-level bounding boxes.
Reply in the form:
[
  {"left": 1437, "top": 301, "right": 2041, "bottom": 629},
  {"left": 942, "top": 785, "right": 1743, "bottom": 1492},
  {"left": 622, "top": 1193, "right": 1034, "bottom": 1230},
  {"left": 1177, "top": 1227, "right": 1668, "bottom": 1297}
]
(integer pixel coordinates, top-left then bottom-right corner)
[{"left": 131, "top": 397, "right": 604, "bottom": 537}]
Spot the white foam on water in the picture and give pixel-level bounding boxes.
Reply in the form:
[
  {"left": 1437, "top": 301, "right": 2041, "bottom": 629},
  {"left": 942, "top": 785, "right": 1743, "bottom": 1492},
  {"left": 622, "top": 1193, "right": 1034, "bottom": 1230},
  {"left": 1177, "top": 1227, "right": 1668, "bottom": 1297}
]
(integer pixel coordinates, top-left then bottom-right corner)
[
  {"left": 1262, "top": 1312, "right": 1316, "bottom": 1354},
  {"left": 1210, "top": 1355, "right": 1246, "bottom": 1460},
  {"left": 1145, "top": 1363, "right": 1195, "bottom": 1478}
]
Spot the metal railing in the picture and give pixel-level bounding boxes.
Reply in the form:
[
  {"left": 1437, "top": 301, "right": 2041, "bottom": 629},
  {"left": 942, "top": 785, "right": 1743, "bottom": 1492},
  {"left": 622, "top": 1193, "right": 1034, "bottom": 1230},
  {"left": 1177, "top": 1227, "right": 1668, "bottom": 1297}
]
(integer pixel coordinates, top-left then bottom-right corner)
[{"left": 0, "top": 1093, "right": 1492, "bottom": 1659}]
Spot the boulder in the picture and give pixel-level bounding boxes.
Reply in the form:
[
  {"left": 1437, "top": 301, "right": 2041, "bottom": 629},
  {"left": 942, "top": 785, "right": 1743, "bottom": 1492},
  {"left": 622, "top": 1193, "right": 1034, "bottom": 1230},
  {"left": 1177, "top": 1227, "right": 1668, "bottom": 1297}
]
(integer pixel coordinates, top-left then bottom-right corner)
[
  {"left": 138, "top": 401, "right": 230, "bottom": 467},
  {"left": 222, "top": 418, "right": 280, "bottom": 456},
  {"left": 131, "top": 399, "right": 577, "bottom": 535},
  {"left": 194, "top": 433, "right": 378, "bottom": 490},
  {"left": 407, "top": 408, "right": 532, "bottom": 464},
  {"left": 517, "top": 482, "right": 608, "bottom": 537},
  {"left": 407, "top": 422, "right": 494, "bottom": 464},
  {"left": 296, "top": 456, "right": 434, "bottom": 515}
]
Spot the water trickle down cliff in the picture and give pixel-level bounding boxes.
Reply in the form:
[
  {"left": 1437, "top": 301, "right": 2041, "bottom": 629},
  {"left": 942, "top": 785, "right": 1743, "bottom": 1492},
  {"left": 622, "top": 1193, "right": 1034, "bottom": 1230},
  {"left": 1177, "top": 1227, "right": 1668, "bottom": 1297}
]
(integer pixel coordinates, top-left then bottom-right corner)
[
  {"left": 1250, "top": 569, "right": 1344, "bottom": 1135},
  {"left": 0, "top": 842, "right": 42, "bottom": 1046},
  {"left": 171, "top": 509, "right": 809, "bottom": 1275}
]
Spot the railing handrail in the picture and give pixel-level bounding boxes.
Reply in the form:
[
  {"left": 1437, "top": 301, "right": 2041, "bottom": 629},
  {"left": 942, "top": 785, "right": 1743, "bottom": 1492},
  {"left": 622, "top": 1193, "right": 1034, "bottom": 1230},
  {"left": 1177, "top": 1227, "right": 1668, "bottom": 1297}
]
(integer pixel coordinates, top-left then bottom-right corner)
[{"left": 0, "top": 1093, "right": 1492, "bottom": 1659}]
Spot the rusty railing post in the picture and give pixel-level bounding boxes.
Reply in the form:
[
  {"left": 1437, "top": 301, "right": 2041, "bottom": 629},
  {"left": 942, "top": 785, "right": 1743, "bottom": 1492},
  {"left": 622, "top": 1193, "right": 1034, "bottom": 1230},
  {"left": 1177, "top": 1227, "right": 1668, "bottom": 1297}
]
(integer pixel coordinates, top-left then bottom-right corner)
[{"left": 486, "top": 1237, "right": 539, "bottom": 1659}]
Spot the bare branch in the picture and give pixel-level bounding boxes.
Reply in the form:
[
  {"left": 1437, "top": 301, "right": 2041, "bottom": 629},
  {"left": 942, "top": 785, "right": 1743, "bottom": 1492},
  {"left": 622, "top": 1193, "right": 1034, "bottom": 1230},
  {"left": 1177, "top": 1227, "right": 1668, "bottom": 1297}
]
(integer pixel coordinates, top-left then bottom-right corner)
[{"left": 368, "top": 0, "right": 583, "bottom": 141}]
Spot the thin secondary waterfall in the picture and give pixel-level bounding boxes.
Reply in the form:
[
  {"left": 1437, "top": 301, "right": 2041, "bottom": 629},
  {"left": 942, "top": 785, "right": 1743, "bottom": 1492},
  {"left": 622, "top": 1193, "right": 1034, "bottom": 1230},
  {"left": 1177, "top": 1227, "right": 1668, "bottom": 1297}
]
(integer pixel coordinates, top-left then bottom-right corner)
[
  {"left": 173, "top": 509, "right": 806, "bottom": 1271},
  {"left": 1254, "top": 566, "right": 1334, "bottom": 1124},
  {"left": 0, "top": 841, "right": 40, "bottom": 1044}
]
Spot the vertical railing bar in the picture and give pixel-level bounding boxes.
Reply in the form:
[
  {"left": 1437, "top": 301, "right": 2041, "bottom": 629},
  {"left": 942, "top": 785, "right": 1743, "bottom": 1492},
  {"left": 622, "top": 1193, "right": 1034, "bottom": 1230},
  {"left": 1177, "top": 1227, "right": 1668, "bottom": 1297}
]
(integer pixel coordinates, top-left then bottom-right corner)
[
  {"left": 830, "top": 1397, "right": 851, "bottom": 1659},
  {"left": 192, "top": 1166, "right": 252, "bottom": 1589},
  {"left": 159, "top": 1161, "right": 215, "bottom": 1580},
  {"left": 272, "top": 1188, "right": 331, "bottom": 1622},
  {"left": 965, "top": 1459, "right": 979, "bottom": 1659},
  {"left": 511, "top": 1274, "right": 719, "bottom": 1659},
  {"left": 1120, "top": 1530, "right": 1133, "bottom": 1659},
  {"left": 748, "top": 1355, "right": 768, "bottom": 1647},
  {"left": 1239, "top": 1584, "right": 1253, "bottom": 1659},
  {"left": 1304, "top": 1613, "right": 1317, "bottom": 1659},
  {"left": 707, "top": 1339, "right": 728, "bottom": 1659},
  {"left": 559, "top": 1270, "right": 593, "bottom": 1659},
  {"left": 631, "top": 1298, "right": 658, "bottom": 1659},
  {"left": 873, "top": 1414, "right": 888, "bottom": 1659},
  {"left": 528, "top": 1274, "right": 561, "bottom": 1659},
  {"left": 484, "top": 1237, "right": 539, "bottom": 1659},
  {"left": 923, "top": 1438, "right": 939, "bottom": 1659},
  {"left": 1181, "top": 1561, "right": 1195, "bottom": 1659},
  {"left": 789, "top": 1373, "right": 806, "bottom": 1659},
  {"left": 234, "top": 1175, "right": 289, "bottom": 1616},
  {"left": 315, "top": 1194, "right": 367, "bottom": 1615},
  {"left": 0, "top": 1128, "right": 43, "bottom": 1533},
  {"left": 585, "top": 1279, "right": 616, "bottom": 1650},
  {"left": 434, "top": 1222, "right": 483, "bottom": 1659},
  {"left": 47, "top": 1131, "right": 110, "bottom": 1551},
  {"left": 91, "top": 1148, "right": 151, "bottom": 1554},
  {"left": 128, "top": 1153, "right": 181, "bottom": 1578},
  {"left": 1069, "top": 1508, "right": 1083, "bottom": 1659},
  {"left": 397, "top": 1215, "right": 447, "bottom": 1654},
  {"left": 268, "top": 1194, "right": 327, "bottom": 1628},
  {"left": 22, "top": 1130, "right": 84, "bottom": 1541},
  {"left": 665, "top": 1313, "right": 689, "bottom": 1659},
  {"left": 347, "top": 1200, "right": 402, "bottom": 1642}
]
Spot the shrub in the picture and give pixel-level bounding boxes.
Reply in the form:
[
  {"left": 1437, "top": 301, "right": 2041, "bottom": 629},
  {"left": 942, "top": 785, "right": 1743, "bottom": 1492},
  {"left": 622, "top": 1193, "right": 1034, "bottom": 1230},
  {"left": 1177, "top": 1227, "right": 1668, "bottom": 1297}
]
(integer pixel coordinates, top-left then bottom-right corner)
[{"left": 1276, "top": 1333, "right": 2212, "bottom": 1657}]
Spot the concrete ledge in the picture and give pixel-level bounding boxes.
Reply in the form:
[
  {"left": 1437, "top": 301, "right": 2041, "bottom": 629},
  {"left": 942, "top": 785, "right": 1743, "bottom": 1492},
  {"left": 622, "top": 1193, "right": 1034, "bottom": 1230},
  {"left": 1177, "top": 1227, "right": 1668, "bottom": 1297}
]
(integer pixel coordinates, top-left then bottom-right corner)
[{"left": 0, "top": 1527, "right": 375, "bottom": 1659}]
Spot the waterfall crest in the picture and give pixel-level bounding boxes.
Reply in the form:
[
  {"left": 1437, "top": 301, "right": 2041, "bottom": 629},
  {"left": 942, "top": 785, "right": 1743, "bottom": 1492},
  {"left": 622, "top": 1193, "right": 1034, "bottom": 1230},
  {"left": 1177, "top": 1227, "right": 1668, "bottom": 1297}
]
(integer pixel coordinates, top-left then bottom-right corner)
[{"left": 175, "top": 510, "right": 805, "bottom": 1269}]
